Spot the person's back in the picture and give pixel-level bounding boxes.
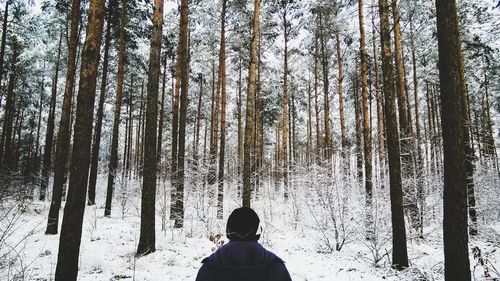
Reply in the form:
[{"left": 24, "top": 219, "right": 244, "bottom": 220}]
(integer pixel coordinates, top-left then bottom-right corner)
[{"left": 195, "top": 207, "right": 291, "bottom": 281}]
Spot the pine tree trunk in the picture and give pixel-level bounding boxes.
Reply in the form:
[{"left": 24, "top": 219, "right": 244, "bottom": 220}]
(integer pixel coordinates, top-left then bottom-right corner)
[
  {"left": 378, "top": 0, "right": 408, "bottom": 270},
  {"left": 318, "top": 12, "right": 331, "bottom": 162},
  {"left": 157, "top": 53, "right": 167, "bottom": 168},
  {"left": 208, "top": 57, "right": 220, "bottom": 187},
  {"left": 136, "top": 0, "right": 163, "bottom": 256},
  {"left": 336, "top": 32, "right": 347, "bottom": 154},
  {"left": 194, "top": 74, "right": 203, "bottom": 171},
  {"left": 217, "top": 0, "right": 227, "bottom": 219},
  {"left": 105, "top": 0, "right": 127, "bottom": 217},
  {"left": 372, "top": 6, "right": 385, "bottom": 176},
  {"left": 359, "top": 0, "right": 374, "bottom": 240},
  {"left": 410, "top": 20, "right": 425, "bottom": 237},
  {"left": 0, "top": 43, "right": 18, "bottom": 177},
  {"left": 87, "top": 1, "right": 114, "bottom": 206},
  {"left": 282, "top": 5, "right": 289, "bottom": 200},
  {"left": 169, "top": 47, "right": 180, "bottom": 220},
  {"left": 173, "top": 0, "right": 189, "bottom": 228},
  {"left": 313, "top": 33, "right": 321, "bottom": 161},
  {"left": 54, "top": 0, "right": 106, "bottom": 278},
  {"left": 436, "top": 0, "right": 471, "bottom": 279},
  {"left": 45, "top": 0, "right": 82, "bottom": 235},
  {"left": 40, "top": 32, "right": 62, "bottom": 201},
  {"left": 242, "top": 0, "right": 260, "bottom": 207},
  {"left": 0, "top": 1, "right": 9, "bottom": 110},
  {"left": 391, "top": 0, "right": 420, "bottom": 231}
]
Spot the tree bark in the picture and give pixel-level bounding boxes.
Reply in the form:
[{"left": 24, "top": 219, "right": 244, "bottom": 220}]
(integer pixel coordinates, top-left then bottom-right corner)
[
  {"left": 136, "top": 0, "right": 163, "bottom": 256},
  {"left": 54, "top": 0, "right": 106, "bottom": 278},
  {"left": 172, "top": 0, "right": 189, "bottom": 228},
  {"left": 104, "top": 0, "right": 127, "bottom": 217},
  {"left": 40, "top": 32, "right": 63, "bottom": 201},
  {"left": 242, "top": 0, "right": 260, "bottom": 207},
  {"left": 391, "top": 0, "right": 420, "bottom": 231},
  {"left": 436, "top": 0, "right": 471, "bottom": 279},
  {"left": 0, "top": 1, "right": 9, "bottom": 110},
  {"left": 318, "top": 12, "right": 331, "bottom": 162},
  {"left": 87, "top": 0, "right": 115, "bottom": 206},
  {"left": 217, "top": 0, "right": 227, "bottom": 219},
  {"left": 378, "top": 0, "right": 408, "bottom": 270},
  {"left": 358, "top": 0, "right": 374, "bottom": 239},
  {"left": 46, "top": 0, "right": 82, "bottom": 235}
]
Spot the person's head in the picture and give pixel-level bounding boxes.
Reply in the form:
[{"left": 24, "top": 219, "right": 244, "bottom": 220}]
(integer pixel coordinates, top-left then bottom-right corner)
[{"left": 226, "top": 207, "right": 260, "bottom": 242}]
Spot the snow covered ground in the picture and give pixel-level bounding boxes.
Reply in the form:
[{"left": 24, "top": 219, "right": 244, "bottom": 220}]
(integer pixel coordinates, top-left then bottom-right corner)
[{"left": 1, "top": 174, "right": 499, "bottom": 281}]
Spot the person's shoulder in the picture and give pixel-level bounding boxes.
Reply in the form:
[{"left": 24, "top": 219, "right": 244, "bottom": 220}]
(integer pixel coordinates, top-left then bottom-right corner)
[
  {"left": 195, "top": 261, "right": 211, "bottom": 281},
  {"left": 269, "top": 258, "right": 292, "bottom": 281}
]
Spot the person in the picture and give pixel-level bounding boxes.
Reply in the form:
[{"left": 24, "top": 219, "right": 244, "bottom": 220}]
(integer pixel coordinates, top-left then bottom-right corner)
[{"left": 195, "top": 207, "right": 292, "bottom": 281}]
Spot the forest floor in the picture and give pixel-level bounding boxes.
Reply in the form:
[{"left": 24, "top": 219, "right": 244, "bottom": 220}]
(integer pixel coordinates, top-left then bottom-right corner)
[{"left": 1, "top": 175, "right": 499, "bottom": 281}]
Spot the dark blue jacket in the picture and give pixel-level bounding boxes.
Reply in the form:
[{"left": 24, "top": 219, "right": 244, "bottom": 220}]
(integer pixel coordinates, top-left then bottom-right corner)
[{"left": 195, "top": 241, "right": 292, "bottom": 281}]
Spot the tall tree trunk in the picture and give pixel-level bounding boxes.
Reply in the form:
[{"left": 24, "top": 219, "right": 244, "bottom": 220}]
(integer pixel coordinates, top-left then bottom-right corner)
[
  {"left": 0, "top": 0, "right": 9, "bottom": 109},
  {"left": 313, "top": 33, "right": 321, "bottom": 160},
  {"left": 157, "top": 53, "right": 167, "bottom": 168},
  {"left": 87, "top": 1, "right": 113, "bottom": 206},
  {"left": 208, "top": 58, "right": 220, "bottom": 187},
  {"left": 391, "top": 0, "right": 420, "bottom": 231},
  {"left": 136, "top": 0, "right": 163, "bottom": 256},
  {"left": 0, "top": 42, "right": 18, "bottom": 176},
  {"left": 436, "top": 0, "right": 471, "bottom": 279},
  {"left": 359, "top": 0, "right": 374, "bottom": 240},
  {"left": 105, "top": 0, "right": 127, "bottom": 217},
  {"left": 242, "top": 0, "right": 260, "bottom": 207},
  {"left": 33, "top": 82, "right": 43, "bottom": 181},
  {"left": 372, "top": 4, "right": 385, "bottom": 176},
  {"left": 282, "top": 4, "right": 289, "bottom": 200},
  {"left": 378, "top": 0, "right": 408, "bottom": 270},
  {"left": 40, "top": 32, "right": 63, "bottom": 201},
  {"left": 45, "top": 0, "right": 82, "bottom": 235},
  {"left": 237, "top": 59, "right": 243, "bottom": 167},
  {"left": 54, "top": 0, "right": 106, "bottom": 278},
  {"left": 307, "top": 77, "right": 312, "bottom": 167},
  {"left": 410, "top": 19, "right": 425, "bottom": 237},
  {"left": 318, "top": 12, "right": 331, "bottom": 162},
  {"left": 336, "top": 32, "right": 347, "bottom": 154},
  {"left": 354, "top": 72, "right": 363, "bottom": 180},
  {"left": 216, "top": 0, "right": 227, "bottom": 219},
  {"left": 173, "top": 0, "right": 189, "bottom": 228},
  {"left": 193, "top": 74, "right": 203, "bottom": 171},
  {"left": 136, "top": 82, "right": 144, "bottom": 175},
  {"left": 169, "top": 47, "right": 180, "bottom": 220}
]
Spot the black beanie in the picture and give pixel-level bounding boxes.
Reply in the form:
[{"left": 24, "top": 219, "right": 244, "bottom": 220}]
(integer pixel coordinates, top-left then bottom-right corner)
[{"left": 226, "top": 207, "right": 260, "bottom": 241}]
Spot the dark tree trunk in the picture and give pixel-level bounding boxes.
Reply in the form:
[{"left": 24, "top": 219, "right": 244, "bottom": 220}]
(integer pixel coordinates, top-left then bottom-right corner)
[
  {"left": 392, "top": 0, "right": 420, "bottom": 231},
  {"left": 46, "top": 0, "right": 82, "bottom": 235},
  {"left": 216, "top": 0, "right": 227, "bottom": 220},
  {"left": 157, "top": 52, "right": 167, "bottom": 168},
  {"left": 169, "top": 47, "right": 180, "bottom": 220},
  {"left": 40, "top": 32, "right": 63, "bottom": 201},
  {"left": 0, "top": 43, "right": 18, "bottom": 176},
  {"left": 173, "top": 0, "right": 189, "bottom": 228},
  {"left": 54, "top": 0, "right": 106, "bottom": 278},
  {"left": 318, "top": 12, "right": 331, "bottom": 162},
  {"left": 104, "top": 0, "right": 127, "bottom": 217},
  {"left": 242, "top": 0, "right": 260, "bottom": 207},
  {"left": 0, "top": 1, "right": 9, "bottom": 110},
  {"left": 87, "top": 0, "right": 115, "bottom": 206},
  {"left": 436, "top": 0, "right": 472, "bottom": 279},
  {"left": 378, "top": 0, "right": 408, "bottom": 270},
  {"left": 358, "top": 0, "right": 373, "bottom": 239},
  {"left": 136, "top": 0, "right": 163, "bottom": 256}
]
